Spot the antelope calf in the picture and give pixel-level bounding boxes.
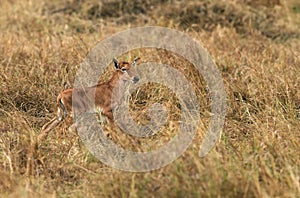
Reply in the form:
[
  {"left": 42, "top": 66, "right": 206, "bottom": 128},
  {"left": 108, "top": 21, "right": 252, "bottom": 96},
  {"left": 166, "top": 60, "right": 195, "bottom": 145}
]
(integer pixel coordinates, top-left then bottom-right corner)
[{"left": 40, "top": 58, "right": 140, "bottom": 139}]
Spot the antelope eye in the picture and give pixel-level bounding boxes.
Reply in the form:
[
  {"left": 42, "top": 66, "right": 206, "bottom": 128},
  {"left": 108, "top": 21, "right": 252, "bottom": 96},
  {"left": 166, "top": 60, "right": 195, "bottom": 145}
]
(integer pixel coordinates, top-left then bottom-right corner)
[{"left": 121, "top": 68, "right": 127, "bottom": 72}]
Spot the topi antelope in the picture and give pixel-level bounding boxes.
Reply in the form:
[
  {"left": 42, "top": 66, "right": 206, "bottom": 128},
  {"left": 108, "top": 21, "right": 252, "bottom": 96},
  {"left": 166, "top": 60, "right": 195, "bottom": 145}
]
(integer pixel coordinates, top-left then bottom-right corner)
[{"left": 40, "top": 57, "right": 140, "bottom": 139}]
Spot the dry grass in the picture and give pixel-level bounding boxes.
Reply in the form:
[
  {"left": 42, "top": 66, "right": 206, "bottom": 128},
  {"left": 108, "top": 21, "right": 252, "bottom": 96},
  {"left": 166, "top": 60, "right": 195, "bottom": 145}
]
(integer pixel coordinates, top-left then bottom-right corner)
[{"left": 0, "top": 0, "right": 300, "bottom": 197}]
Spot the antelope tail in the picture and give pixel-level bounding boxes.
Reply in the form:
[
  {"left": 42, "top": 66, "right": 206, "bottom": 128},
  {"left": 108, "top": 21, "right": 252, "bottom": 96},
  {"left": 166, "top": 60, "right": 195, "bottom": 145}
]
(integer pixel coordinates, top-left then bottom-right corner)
[{"left": 58, "top": 97, "right": 67, "bottom": 119}]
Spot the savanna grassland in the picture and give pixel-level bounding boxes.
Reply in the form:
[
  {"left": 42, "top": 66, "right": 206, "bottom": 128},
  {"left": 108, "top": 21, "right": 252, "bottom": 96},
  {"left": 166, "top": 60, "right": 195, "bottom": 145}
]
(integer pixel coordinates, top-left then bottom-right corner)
[{"left": 0, "top": 0, "right": 300, "bottom": 197}]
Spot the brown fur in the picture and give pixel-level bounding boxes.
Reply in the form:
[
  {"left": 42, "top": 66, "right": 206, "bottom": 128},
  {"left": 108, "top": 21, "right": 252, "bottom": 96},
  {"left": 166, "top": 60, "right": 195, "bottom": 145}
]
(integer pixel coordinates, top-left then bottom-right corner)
[{"left": 39, "top": 58, "right": 140, "bottom": 140}]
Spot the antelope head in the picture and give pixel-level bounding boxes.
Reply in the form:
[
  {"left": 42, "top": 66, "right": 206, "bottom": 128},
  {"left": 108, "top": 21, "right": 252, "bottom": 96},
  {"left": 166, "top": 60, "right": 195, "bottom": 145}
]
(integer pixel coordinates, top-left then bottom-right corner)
[{"left": 113, "top": 57, "right": 140, "bottom": 83}]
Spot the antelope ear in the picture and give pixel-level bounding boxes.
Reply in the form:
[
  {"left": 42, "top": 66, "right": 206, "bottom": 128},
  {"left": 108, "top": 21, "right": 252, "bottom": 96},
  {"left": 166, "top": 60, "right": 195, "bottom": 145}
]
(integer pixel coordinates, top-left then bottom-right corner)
[
  {"left": 113, "top": 58, "right": 119, "bottom": 69},
  {"left": 132, "top": 57, "right": 140, "bottom": 66}
]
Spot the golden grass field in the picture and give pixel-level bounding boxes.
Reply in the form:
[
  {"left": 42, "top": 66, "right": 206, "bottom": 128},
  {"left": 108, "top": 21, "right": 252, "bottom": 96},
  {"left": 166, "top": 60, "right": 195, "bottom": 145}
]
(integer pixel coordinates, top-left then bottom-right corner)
[{"left": 0, "top": 0, "right": 300, "bottom": 197}]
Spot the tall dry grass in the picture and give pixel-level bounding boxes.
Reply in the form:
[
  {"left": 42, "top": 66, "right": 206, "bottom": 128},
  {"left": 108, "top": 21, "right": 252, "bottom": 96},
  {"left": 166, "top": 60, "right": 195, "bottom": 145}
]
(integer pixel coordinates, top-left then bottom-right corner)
[{"left": 0, "top": 0, "right": 299, "bottom": 197}]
